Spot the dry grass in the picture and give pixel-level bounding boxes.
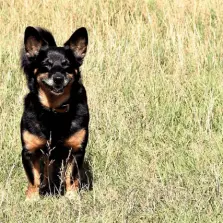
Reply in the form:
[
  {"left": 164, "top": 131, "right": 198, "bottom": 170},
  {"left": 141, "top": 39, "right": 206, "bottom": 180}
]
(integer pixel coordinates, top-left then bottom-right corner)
[{"left": 1, "top": 0, "right": 223, "bottom": 222}]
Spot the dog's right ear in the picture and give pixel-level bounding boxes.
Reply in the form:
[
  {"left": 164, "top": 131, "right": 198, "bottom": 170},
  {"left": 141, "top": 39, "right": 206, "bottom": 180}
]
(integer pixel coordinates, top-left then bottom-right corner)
[
  {"left": 64, "top": 27, "right": 88, "bottom": 66},
  {"left": 24, "top": 26, "right": 47, "bottom": 57}
]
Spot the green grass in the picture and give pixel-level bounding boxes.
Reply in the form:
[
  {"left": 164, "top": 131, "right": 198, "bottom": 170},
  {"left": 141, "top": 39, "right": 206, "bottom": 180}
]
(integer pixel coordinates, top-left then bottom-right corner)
[{"left": 1, "top": 0, "right": 223, "bottom": 222}]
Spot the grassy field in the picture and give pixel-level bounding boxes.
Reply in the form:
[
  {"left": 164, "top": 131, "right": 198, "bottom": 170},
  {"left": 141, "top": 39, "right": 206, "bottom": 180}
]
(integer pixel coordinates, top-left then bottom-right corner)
[{"left": 1, "top": 0, "right": 223, "bottom": 222}]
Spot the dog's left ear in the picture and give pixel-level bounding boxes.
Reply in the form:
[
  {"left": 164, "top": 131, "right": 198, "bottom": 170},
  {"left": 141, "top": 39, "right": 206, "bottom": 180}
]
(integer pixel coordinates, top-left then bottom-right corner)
[
  {"left": 24, "top": 26, "right": 47, "bottom": 57},
  {"left": 64, "top": 27, "right": 88, "bottom": 66}
]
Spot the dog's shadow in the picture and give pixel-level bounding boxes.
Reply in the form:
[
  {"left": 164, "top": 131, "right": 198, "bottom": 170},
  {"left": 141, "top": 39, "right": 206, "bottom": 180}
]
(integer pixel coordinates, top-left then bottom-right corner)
[{"left": 79, "top": 159, "right": 93, "bottom": 191}]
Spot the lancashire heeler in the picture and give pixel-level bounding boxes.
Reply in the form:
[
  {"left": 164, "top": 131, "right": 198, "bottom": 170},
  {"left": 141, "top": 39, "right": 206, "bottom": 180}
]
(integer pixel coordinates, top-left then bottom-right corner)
[{"left": 20, "top": 26, "right": 89, "bottom": 200}]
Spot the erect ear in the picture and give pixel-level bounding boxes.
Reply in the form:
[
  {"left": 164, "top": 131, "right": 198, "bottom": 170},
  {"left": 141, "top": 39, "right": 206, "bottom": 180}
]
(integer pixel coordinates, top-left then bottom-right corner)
[
  {"left": 64, "top": 27, "right": 88, "bottom": 65},
  {"left": 24, "top": 26, "right": 47, "bottom": 57}
]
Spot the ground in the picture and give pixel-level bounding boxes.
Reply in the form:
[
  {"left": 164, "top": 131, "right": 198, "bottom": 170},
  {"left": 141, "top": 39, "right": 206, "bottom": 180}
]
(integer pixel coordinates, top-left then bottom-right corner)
[{"left": 1, "top": 0, "right": 223, "bottom": 222}]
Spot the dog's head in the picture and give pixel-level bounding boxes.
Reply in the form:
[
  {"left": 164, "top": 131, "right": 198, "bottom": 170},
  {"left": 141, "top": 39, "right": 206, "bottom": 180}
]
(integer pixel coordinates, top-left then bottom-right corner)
[{"left": 23, "top": 26, "right": 88, "bottom": 96}]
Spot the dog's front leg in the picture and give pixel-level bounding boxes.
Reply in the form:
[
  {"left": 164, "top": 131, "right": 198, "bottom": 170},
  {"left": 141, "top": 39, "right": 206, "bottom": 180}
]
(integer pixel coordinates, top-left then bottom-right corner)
[
  {"left": 65, "top": 150, "right": 85, "bottom": 198},
  {"left": 22, "top": 149, "right": 42, "bottom": 201},
  {"left": 21, "top": 130, "right": 47, "bottom": 201},
  {"left": 64, "top": 128, "right": 87, "bottom": 198}
]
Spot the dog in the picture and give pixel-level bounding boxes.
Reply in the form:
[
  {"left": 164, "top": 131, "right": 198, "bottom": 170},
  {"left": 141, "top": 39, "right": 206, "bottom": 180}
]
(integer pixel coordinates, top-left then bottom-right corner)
[{"left": 20, "top": 26, "right": 89, "bottom": 200}]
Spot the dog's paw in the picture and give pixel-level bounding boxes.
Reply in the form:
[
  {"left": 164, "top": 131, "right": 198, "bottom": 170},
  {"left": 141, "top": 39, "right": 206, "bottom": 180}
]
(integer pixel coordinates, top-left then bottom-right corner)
[{"left": 25, "top": 191, "right": 40, "bottom": 202}]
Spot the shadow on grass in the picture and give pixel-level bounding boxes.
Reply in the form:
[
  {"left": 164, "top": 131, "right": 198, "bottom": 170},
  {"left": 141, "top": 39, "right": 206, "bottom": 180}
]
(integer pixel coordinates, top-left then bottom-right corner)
[{"left": 80, "top": 159, "right": 94, "bottom": 191}]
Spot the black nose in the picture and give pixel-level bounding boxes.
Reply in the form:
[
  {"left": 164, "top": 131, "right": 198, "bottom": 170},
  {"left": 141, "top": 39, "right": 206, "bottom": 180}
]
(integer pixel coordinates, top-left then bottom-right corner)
[{"left": 53, "top": 75, "right": 64, "bottom": 85}]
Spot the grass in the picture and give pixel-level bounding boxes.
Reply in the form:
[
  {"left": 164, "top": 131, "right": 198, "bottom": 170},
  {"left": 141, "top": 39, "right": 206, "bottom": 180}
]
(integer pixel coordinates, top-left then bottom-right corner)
[{"left": 1, "top": 0, "right": 223, "bottom": 222}]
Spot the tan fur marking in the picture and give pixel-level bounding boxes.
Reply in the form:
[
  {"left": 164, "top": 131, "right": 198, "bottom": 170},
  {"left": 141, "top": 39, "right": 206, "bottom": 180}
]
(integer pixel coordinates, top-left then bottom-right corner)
[
  {"left": 37, "top": 73, "right": 49, "bottom": 108},
  {"left": 70, "top": 40, "right": 87, "bottom": 58},
  {"left": 23, "top": 131, "right": 47, "bottom": 152},
  {"left": 37, "top": 72, "right": 49, "bottom": 80},
  {"left": 26, "top": 38, "right": 43, "bottom": 57},
  {"left": 66, "top": 178, "right": 79, "bottom": 191},
  {"left": 33, "top": 161, "right": 41, "bottom": 186},
  {"left": 65, "top": 161, "right": 79, "bottom": 191},
  {"left": 64, "top": 129, "right": 86, "bottom": 151},
  {"left": 37, "top": 73, "right": 74, "bottom": 108},
  {"left": 26, "top": 160, "right": 40, "bottom": 198},
  {"left": 67, "top": 73, "right": 74, "bottom": 79},
  {"left": 26, "top": 185, "right": 39, "bottom": 198},
  {"left": 65, "top": 162, "right": 73, "bottom": 190}
]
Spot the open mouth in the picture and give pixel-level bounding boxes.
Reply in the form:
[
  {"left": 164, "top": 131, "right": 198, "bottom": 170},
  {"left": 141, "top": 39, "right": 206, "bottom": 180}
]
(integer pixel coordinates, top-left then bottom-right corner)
[
  {"left": 41, "top": 75, "right": 72, "bottom": 95},
  {"left": 51, "top": 87, "right": 64, "bottom": 95},
  {"left": 42, "top": 79, "right": 65, "bottom": 95}
]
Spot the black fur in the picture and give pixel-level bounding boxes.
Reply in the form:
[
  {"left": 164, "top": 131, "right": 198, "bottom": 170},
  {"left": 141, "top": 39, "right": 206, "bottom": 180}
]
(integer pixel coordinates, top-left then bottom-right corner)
[{"left": 20, "top": 26, "right": 89, "bottom": 197}]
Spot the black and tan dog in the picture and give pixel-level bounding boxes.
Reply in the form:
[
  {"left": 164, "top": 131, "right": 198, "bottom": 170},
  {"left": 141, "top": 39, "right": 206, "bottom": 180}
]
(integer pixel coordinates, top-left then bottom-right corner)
[{"left": 20, "top": 26, "right": 89, "bottom": 200}]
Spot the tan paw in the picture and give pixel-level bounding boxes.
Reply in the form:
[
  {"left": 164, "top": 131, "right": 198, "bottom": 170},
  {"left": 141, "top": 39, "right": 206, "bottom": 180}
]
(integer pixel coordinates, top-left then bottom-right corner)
[
  {"left": 25, "top": 187, "right": 40, "bottom": 202},
  {"left": 25, "top": 192, "right": 40, "bottom": 202}
]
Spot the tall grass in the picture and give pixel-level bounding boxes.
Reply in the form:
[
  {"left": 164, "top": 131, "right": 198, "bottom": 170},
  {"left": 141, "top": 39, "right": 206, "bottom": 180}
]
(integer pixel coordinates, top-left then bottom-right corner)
[{"left": 1, "top": 0, "right": 223, "bottom": 222}]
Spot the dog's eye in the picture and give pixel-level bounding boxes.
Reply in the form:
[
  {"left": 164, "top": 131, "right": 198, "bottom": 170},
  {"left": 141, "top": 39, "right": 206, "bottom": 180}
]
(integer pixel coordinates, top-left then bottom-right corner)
[
  {"left": 61, "top": 60, "right": 69, "bottom": 66},
  {"left": 41, "top": 59, "right": 53, "bottom": 67},
  {"left": 48, "top": 59, "right": 53, "bottom": 65}
]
